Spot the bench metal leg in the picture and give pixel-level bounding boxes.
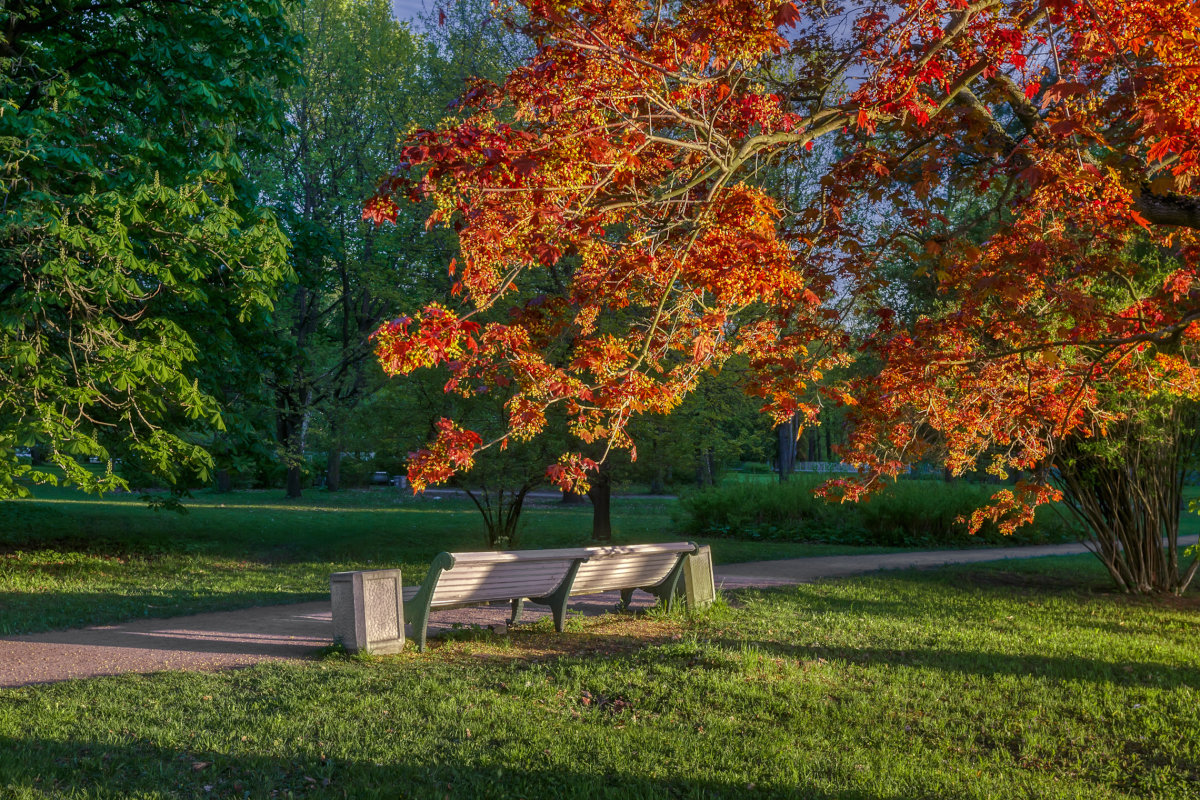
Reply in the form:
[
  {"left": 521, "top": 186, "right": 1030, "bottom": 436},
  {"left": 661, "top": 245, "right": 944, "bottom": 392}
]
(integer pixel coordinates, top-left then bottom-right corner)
[
  {"left": 403, "top": 554, "right": 452, "bottom": 653},
  {"left": 510, "top": 598, "right": 525, "bottom": 626},
  {"left": 647, "top": 552, "right": 689, "bottom": 613},
  {"left": 618, "top": 588, "right": 635, "bottom": 611},
  {"left": 407, "top": 595, "right": 435, "bottom": 653},
  {"left": 532, "top": 558, "right": 584, "bottom": 633}
]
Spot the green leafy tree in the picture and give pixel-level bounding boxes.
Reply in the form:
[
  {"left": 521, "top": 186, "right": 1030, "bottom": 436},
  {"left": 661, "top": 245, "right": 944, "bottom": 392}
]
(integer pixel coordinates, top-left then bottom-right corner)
[
  {"left": 627, "top": 359, "right": 774, "bottom": 489},
  {"left": 251, "top": 0, "right": 464, "bottom": 497},
  {"left": 0, "top": 0, "right": 297, "bottom": 496}
]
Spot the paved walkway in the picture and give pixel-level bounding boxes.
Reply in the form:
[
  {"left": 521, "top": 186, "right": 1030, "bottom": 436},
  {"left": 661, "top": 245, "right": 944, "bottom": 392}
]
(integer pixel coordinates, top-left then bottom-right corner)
[
  {"left": 3, "top": 537, "right": 1193, "bottom": 688},
  {"left": 713, "top": 539, "right": 1198, "bottom": 587}
]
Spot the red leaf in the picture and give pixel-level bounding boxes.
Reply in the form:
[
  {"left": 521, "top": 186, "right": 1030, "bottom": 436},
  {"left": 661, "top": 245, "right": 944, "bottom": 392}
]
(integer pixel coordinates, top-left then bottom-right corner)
[
  {"left": 773, "top": 2, "right": 800, "bottom": 28},
  {"left": 1041, "top": 81, "right": 1088, "bottom": 108},
  {"left": 1129, "top": 210, "right": 1152, "bottom": 230},
  {"left": 512, "top": 157, "right": 538, "bottom": 176}
]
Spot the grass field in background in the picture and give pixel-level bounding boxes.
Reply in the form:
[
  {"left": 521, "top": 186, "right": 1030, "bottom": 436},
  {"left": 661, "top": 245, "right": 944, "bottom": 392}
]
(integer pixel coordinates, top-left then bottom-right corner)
[
  {"left": 0, "top": 485, "right": 904, "bottom": 635},
  {"left": 2, "top": 556, "right": 1197, "bottom": 799}
]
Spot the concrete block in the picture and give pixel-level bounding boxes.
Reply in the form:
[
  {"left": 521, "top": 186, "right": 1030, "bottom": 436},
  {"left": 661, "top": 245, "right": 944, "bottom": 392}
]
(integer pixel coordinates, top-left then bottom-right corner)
[
  {"left": 682, "top": 545, "right": 716, "bottom": 610},
  {"left": 330, "top": 569, "right": 405, "bottom": 654}
]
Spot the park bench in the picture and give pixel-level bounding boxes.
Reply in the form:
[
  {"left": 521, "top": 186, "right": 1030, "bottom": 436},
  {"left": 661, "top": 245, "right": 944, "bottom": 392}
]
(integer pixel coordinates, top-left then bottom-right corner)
[{"left": 404, "top": 541, "right": 698, "bottom": 651}]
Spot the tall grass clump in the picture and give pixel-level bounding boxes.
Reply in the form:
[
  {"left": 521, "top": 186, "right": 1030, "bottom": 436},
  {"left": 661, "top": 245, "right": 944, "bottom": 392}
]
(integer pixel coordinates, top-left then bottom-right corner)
[{"left": 678, "top": 476, "right": 1079, "bottom": 547}]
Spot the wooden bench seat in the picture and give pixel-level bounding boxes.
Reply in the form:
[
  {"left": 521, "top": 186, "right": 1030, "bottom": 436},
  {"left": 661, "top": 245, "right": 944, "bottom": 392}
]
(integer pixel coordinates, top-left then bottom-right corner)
[
  {"left": 404, "top": 542, "right": 698, "bottom": 651},
  {"left": 509, "top": 542, "right": 698, "bottom": 627},
  {"left": 404, "top": 547, "right": 591, "bottom": 651}
]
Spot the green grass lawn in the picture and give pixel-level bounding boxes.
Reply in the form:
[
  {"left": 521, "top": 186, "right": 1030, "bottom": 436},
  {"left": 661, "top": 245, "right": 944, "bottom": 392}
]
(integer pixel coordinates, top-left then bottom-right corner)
[
  {"left": 0, "top": 486, "right": 907, "bottom": 635},
  {"left": 2, "top": 556, "right": 1196, "bottom": 799}
]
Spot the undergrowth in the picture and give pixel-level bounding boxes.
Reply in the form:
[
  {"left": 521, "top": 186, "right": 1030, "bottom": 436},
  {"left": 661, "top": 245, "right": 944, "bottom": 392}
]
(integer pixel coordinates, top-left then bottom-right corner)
[{"left": 678, "top": 477, "right": 1080, "bottom": 547}]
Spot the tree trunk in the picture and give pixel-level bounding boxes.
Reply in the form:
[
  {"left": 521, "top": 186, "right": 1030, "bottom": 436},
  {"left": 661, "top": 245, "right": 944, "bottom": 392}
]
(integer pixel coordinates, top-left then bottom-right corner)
[
  {"left": 286, "top": 464, "right": 303, "bottom": 499},
  {"left": 695, "top": 450, "right": 713, "bottom": 487},
  {"left": 215, "top": 469, "right": 232, "bottom": 494},
  {"left": 778, "top": 413, "right": 799, "bottom": 481},
  {"left": 465, "top": 485, "right": 533, "bottom": 549},
  {"left": 1055, "top": 401, "right": 1199, "bottom": 595},
  {"left": 588, "top": 466, "right": 613, "bottom": 543},
  {"left": 277, "top": 404, "right": 304, "bottom": 500},
  {"left": 502, "top": 486, "right": 530, "bottom": 548},
  {"left": 649, "top": 464, "right": 666, "bottom": 495},
  {"left": 327, "top": 447, "right": 342, "bottom": 492}
]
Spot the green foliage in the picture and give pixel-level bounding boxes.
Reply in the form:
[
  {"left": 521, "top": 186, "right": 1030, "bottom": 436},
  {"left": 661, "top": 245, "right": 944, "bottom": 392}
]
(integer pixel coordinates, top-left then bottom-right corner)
[
  {"left": 0, "top": 0, "right": 299, "bottom": 496},
  {"left": 332, "top": 454, "right": 381, "bottom": 489},
  {"left": 680, "top": 476, "right": 1080, "bottom": 547},
  {"left": 249, "top": 0, "right": 467, "bottom": 496},
  {"left": 627, "top": 357, "right": 776, "bottom": 491}
]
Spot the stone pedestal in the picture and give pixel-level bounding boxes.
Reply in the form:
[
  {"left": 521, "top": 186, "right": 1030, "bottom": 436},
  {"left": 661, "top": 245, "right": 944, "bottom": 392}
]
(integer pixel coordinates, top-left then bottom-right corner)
[
  {"left": 682, "top": 545, "right": 716, "bottom": 610},
  {"left": 330, "top": 569, "right": 405, "bottom": 654}
]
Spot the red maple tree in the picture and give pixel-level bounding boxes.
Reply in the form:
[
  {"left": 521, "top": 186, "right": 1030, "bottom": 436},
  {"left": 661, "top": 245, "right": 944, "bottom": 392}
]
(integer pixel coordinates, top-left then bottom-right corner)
[{"left": 367, "top": 0, "right": 1200, "bottom": 534}]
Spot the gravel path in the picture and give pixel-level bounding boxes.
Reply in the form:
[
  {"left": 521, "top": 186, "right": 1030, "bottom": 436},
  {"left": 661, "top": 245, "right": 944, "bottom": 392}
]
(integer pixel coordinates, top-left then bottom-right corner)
[{"left": 3, "top": 537, "right": 1193, "bottom": 688}]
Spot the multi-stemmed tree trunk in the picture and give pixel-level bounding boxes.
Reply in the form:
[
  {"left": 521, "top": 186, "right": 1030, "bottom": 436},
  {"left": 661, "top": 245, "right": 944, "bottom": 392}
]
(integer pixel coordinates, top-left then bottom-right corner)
[
  {"left": 1055, "top": 401, "right": 1199, "bottom": 595},
  {"left": 464, "top": 484, "right": 534, "bottom": 549},
  {"left": 560, "top": 487, "right": 585, "bottom": 505}
]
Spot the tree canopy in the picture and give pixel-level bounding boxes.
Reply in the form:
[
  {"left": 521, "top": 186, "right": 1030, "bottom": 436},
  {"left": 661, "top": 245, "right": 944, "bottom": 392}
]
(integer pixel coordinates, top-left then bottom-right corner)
[
  {"left": 368, "top": 0, "right": 1200, "bottom": 530},
  {"left": 0, "top": 0, "right": 298, "bottom": 494}
]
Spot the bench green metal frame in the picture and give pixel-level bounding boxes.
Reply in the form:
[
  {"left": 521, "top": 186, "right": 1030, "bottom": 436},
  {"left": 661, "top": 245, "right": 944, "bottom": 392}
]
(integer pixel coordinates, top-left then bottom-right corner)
[
  {"left": 403, "top": 552, "right": 455, "bottom": 653},
  {"left": 404, "top": 552, "right": 590, "bottom": 652},
  {"left": 509, "top": 557, "right": 586, "bottom": 632},
  {"left": 615, "top": 547, "right": 691, "bottom": 613},
  {"left": 403, "top": 542, "right": 698, "bottom": 652}
]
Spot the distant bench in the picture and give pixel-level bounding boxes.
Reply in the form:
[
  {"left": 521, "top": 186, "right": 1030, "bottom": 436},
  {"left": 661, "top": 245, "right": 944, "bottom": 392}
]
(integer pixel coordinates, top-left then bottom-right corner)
[{"left": 402, "top": 542, "right": 699, "bottom": 651}]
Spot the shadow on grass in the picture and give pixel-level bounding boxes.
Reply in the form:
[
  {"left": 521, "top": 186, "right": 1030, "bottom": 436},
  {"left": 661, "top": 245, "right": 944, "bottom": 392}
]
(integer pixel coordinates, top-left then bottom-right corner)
[
  {"left": 709, "top": 573, "right": 1200, "bottom": 688},
  {"left": 705, "top": 637, "right": 1200, "bottom": 689},
  {"left": 0, "top": 735, "right": 900, "bottom": 800}
]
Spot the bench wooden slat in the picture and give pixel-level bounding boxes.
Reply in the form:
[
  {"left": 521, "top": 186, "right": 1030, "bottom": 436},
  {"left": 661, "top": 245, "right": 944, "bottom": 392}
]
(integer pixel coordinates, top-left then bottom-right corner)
[
  {"left": 431, "top": 564, "right": 572, "bottom": 605},
  {"left": 433, "top": 561, "right": 572, "bottom": 584},
  {"left": 583, "top": 543, "right": 696, "bottom": 558},
  {"left": 570, "top": 553, "right": 681, "bottom": 594},
  {"left": 448, "top": 547, "right": 592, "bottom": 567}
]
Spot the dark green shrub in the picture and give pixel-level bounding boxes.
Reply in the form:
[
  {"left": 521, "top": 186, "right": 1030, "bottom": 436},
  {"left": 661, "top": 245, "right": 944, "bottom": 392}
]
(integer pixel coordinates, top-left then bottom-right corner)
[
  {"left": 677, "top": 477, "right": 1079, "bottom": 547},
  {"left": 336, "top": 456, "right": 377, "bottom": 489}
]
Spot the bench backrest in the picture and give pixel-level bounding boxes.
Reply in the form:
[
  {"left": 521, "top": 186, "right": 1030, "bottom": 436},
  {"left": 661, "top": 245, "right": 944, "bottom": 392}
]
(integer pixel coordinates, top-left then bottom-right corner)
[
  {"left": 427, "top": 547, "right": 590, "bottom": 608},
  {"left": 569, "top": 542, "right": 697, "bottom": 595}
]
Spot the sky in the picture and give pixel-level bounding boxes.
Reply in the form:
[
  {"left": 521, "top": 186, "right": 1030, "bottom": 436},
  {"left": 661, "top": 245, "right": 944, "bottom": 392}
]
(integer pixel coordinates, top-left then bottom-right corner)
[{"left": 391, "top": 0, "right": 428, "bottom": 22}]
